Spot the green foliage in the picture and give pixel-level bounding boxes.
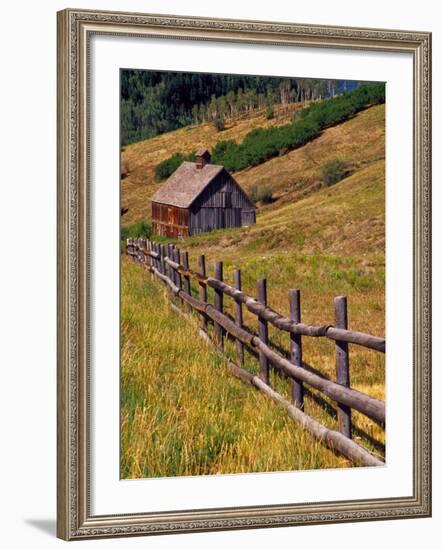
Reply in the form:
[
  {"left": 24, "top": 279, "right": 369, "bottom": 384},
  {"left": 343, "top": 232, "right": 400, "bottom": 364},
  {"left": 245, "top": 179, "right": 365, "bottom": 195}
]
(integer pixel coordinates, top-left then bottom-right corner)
[
  {"left": 322, "top": 158, "right": 347, "bottom": 186},
  {"left": 121, "top": 221, "right": 152, "bottom": 241},
  {"left": 154, "top": 153, "right": 184, "bottom": 181},
  {"left": 154, "top": 151, "right": 196, "bottom": 181},
  {"left": 265, "top": 106, "right": 274, "bottom": 119},
  {"left": 158, "top": 83, "right": 385, "bottom": 176},
  {"left": 121, "top": 70, "right": 361, "bottom": 146},
  {"left": 212, "top": 116, "right": 225, "bottom": 131}
]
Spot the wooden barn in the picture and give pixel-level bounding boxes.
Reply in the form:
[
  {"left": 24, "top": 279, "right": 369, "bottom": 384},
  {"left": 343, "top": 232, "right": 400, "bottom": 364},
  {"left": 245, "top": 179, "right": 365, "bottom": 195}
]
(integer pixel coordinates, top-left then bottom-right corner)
[{"left": 151, "top": 148, "right": 256, "bottom": 238}]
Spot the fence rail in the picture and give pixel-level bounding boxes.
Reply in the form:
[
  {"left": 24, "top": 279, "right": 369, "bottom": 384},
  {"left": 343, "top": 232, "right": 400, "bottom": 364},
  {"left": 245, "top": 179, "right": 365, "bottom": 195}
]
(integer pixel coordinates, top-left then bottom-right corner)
[{"left": 126, "top": 237, "right": 386, "bottom": 467}]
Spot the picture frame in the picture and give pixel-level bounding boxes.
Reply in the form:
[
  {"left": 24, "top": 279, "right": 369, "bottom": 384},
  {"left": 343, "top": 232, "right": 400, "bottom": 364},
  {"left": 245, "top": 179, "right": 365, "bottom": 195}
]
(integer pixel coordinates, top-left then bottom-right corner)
[{"left": 57, "top": 7, "right": 431, "bottom": 540}]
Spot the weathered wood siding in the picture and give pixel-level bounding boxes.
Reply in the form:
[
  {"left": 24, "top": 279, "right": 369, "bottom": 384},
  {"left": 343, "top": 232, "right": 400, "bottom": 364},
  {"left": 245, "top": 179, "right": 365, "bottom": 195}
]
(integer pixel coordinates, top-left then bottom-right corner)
[
  {"left": 152, "top": 202, "right": 189, "bottom": 238},
  {"left": 152, "top": 168, "right": 256, "bottom": 238},
  {"left": 189, "top": 171, "right": 255, "bottom": 235}
]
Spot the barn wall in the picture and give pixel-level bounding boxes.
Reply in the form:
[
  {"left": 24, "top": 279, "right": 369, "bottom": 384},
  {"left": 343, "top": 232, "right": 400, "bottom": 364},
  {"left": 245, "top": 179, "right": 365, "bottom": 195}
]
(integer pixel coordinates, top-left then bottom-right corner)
[
  {"left": 189, "top": 171, "right": 255, "bottom": 235},
  {"left": 152, "top": 202, "right": 189, "bottom": 238},
  {"left": 151, "top": 170, "right": 256, "bottom": 238},
  {"left": 195, "top": 171, "right": 254, "bottom": 210}
]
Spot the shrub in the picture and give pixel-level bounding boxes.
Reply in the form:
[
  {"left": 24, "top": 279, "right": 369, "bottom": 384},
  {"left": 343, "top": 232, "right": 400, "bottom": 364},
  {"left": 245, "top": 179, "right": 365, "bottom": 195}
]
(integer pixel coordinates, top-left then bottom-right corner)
[
  {"left": 322, "top": 158, "right": 347, "bottom": 186},
  {"left": 121, "top": 221, "right": 152, "bottom": 241},
  {"left": 154, "top": 151, "right": 196, "bottom": 181},
  {"left": 250, "top": 184, "right": 273, "bottom": 205},
  {"left": 259, "top": 186, "right": 273, "bottom": 204},
  {"left": 155, "top": 153, "right": 184, "bottom": 181},
  {"left": 265, "top": 106, "right": 274, "bottom": 119},
  {"left": 213, "top": 116, "right": 225, "bottom": 131}
]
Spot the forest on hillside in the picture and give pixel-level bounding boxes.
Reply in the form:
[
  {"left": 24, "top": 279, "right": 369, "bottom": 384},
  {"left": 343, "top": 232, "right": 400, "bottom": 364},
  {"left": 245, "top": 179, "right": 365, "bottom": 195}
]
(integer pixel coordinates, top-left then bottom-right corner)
[
  {"left": 154, "top": 82, "right": 385, "bottom": 180},
  {"left": 120, "top": 70, "right": 360, "bottom": 145}
]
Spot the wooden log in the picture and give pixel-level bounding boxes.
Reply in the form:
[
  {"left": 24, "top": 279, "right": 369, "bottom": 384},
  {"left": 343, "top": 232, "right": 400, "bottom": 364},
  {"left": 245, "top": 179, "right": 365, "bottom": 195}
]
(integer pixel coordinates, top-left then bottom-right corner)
[
  {"left": 290, "top": 289, "right": 304, "bottom": 409},
  {"left": 182, "top": 251, "right": 191, "bottom": 311},
  {"left": 162, "top": 258, "right": 384, "bottom": 352},
  {"left": 214, "top": 261, "right": 224, "bottom": 348},
  {"left": 257, "top": 279, "right": 269, "bottom": 385},
  {"left": 198, "top": 255, "right": 208, "bottom": 330},
  {"left": 233, "top": 269, "right": 244, "bottom": 366},
  {"left": 227, "top": 360, "right": 382, "bottom": 466},
  {"left": 149, "top": 263, "right": 386, "bottom": 424},
  {"left": 251, "top": 374, "right": 383, "bottom": 467},
  {"left": 335, "top": 296, "right": 352, "bottom": 439},
  {"left": 166, "top": 293, "right": 383, "bottom": 467}
]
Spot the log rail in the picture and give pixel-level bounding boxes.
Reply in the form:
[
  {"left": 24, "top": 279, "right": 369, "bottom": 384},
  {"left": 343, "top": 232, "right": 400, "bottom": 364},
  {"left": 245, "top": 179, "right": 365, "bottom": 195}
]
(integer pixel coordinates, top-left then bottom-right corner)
[{"left": 126, "top": 237, "right": 386, "bottom": 468}]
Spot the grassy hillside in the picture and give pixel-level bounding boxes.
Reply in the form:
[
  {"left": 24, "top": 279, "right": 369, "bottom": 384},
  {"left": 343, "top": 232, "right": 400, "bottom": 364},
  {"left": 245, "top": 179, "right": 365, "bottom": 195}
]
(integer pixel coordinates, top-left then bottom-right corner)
[
  {"left": 121, "top": 103, "right": 384, "bottom": 227},
  {"left": 121, "top": 102, "right": 306, "bottom": 225},
  {"left": 120, "top": 100, "right": 385, "bottom": 478},
  {"left": 121, "top": 257, "right": 355, "bottom": 478}
]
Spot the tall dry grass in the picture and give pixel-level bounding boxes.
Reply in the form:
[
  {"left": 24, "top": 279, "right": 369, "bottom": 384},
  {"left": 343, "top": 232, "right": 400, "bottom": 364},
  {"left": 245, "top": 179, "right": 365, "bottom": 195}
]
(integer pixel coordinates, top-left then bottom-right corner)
[{"left": 121, "top": 258, "right": 354, "bottom": 479}]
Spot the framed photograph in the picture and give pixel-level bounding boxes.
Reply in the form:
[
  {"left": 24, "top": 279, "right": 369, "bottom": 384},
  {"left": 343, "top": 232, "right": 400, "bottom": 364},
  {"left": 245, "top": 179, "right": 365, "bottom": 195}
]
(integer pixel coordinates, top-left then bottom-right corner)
[{"left": 57, "top": 8, "right": 431, "bottom": 540}]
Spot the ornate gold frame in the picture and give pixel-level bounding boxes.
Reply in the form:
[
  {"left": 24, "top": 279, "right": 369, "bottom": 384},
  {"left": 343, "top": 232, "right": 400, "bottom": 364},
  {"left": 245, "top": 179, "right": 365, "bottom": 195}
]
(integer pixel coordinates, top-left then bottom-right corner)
[{"left": 57, "top": 8, "right": 431, "bottom": 540}]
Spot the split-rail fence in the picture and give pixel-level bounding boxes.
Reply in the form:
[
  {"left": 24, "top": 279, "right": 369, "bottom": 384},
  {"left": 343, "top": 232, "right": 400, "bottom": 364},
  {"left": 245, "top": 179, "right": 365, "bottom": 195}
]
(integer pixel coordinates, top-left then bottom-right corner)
[{"left": 126, "top": 237, "right": 386, "bottom": 468}]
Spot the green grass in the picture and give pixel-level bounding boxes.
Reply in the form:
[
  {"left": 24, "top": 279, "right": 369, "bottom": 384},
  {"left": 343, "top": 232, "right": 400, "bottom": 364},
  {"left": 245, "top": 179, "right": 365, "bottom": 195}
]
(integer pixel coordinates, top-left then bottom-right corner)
[
  {"left": 121, "top": 256, "right": 385, "bottom": 479},
  {"left": 120, "top": 258, "right": 363, "bottom": 479},
  {"left": 120, "top": 98, "right": 386, "bottom": 479}
]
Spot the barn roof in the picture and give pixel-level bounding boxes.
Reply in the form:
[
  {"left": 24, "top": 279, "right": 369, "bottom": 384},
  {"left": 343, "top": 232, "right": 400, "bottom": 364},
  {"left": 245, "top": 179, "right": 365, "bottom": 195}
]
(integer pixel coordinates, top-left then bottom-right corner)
[{"left": 151, "top": 161, "right": 225, "bottom": 208}]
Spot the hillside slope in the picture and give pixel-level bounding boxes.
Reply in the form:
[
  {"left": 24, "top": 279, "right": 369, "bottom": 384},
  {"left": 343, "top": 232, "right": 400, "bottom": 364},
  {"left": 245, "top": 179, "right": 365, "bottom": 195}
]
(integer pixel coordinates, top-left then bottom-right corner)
[
  {"left": 235, "top": 104, "right": 384, "bottom": 205},
  {"left": 121, "top": 101, "right": 386, "bottom": 476},
  {"left": 121, "top": 103, "right": 384, "bottom": 228},
  {"left": 121, "top": 102, "right": 304, "bottom": 224},
  {"left": 121, "top": 257, "right": 351, "bottom": 477}
]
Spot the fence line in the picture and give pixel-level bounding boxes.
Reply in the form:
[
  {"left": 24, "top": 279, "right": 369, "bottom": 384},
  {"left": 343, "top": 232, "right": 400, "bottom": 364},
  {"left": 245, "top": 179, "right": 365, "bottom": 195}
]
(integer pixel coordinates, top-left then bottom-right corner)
[{"left": 126, "top": 237, "right": 385, "bottom": 467}]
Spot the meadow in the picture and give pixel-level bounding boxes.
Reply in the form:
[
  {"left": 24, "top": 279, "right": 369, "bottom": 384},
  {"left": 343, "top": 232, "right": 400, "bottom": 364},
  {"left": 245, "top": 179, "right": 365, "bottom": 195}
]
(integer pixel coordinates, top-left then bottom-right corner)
[{"left": 120, "top": 94, "right": 385, "bottom": 478}]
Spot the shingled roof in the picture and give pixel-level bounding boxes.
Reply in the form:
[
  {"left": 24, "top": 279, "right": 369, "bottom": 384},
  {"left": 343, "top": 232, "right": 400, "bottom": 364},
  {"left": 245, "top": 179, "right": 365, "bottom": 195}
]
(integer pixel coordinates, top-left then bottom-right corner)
[{"left": 151, "top": 161, "right": 225, "bottom": 208}]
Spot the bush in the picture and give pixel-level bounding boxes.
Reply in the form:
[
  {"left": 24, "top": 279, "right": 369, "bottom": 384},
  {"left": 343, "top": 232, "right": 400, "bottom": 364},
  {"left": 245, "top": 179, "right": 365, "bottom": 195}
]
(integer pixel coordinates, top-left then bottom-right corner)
[
  {"left": 265, "top": 106, "right": 274, "bottom": 119},
  {"left": 249, "top": 184, "right": 273, "bottom": 204},
  {"left": 121, "top": 221, "right": 152, "bottom": 241},
  {"left": 212, "top": 116, "right": 225, "bottom": 131},
  {"left": 155, "top": 153, "right": 184, "bottom": 180},
  {"left": 259, "top": 186, "right": 273, "bottom": 204},
  {"left": 154, "top": 151, "right": 196, "bottom": 181},
  {"left": 321, "top": 158, "right": 347, "bottom": 186}
]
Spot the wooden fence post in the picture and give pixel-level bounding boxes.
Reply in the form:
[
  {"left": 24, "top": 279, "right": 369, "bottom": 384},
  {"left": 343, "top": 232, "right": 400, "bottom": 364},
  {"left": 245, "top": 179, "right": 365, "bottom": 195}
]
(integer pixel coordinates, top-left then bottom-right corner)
[
  {"left": 182, "top": 251, "right": 191, "bottom": 311},
  {"left": 141, "top": 238, "right": 147, "bottom": 266},
  {"left": 175, "top": 248, "right": 183, "bottom": 304},
  {"left": 166, "top": 243, "right": 173, "bottom": 281},
  {"left": 152, "top": 241, "right": 157, "bottom": 271},
  {"left": 234, "top": 269, "right": 244, "bottom": 366},
  {"left": 159, "top": 244, "right": 166, "bottom": 276},
  {"left": 257, "top": 278, "right": 270, "bottom": 385},
  {"left": 290, "top": 289, "right": 304, "bottom": 409},
  {"left": 198, "top": 255, "right": 208, "bottom": 332},
  {"left": 214, "top": 261, "right": 224, "bottom": 348},
  {"left": 156, "top": 242, "right": 162, "bottom": 273},
  {"left": 153, "top": 241, "right": 158, "bottom": 274},
  {"left": 335, "top": 296, "right": 352, "bottom": 439}
]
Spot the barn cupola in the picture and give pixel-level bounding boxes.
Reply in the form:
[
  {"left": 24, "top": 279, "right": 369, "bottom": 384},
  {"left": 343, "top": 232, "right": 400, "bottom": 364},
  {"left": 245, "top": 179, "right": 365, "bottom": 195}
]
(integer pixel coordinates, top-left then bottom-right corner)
[{"left": 195, "top": 148, "right": 211, "bottom": 169}]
